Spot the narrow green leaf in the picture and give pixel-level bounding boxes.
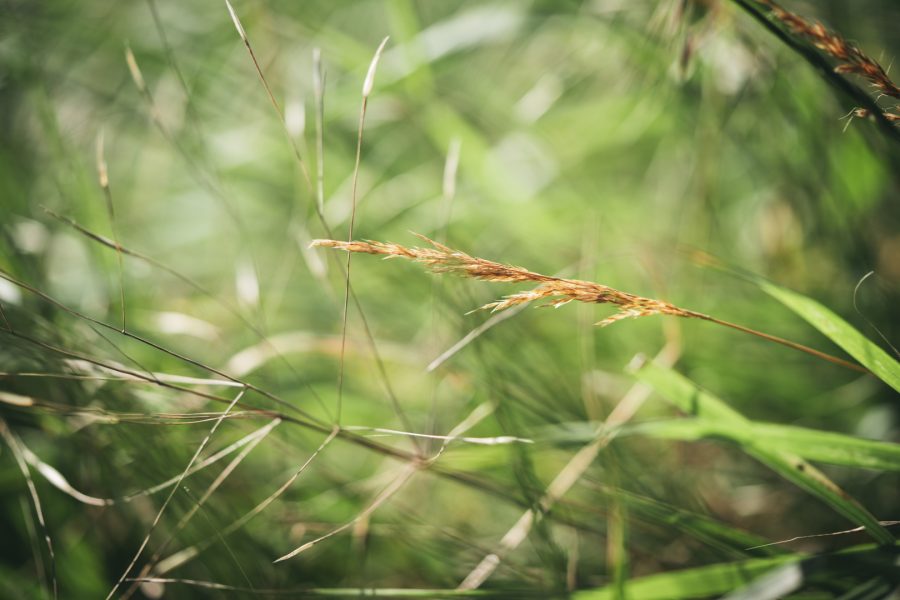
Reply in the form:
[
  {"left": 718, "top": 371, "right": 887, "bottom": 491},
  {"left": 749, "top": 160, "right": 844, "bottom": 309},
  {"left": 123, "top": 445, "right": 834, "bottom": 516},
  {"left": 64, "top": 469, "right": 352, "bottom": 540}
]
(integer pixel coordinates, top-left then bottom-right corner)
[
  {"left": 626, "top": 420, "right": 900, "bottom": 472},
  {"left": 573, "top": 543, "right": 895, "bottom": 600},
  {"left": 757, "top": 280, "right": 900, "bottom": 392},
  {"left": 573, "top": 554, "right": 798, "bottom": 600},
  {"left": 634, "top": 361, "right": 895, "bottom": 545}
]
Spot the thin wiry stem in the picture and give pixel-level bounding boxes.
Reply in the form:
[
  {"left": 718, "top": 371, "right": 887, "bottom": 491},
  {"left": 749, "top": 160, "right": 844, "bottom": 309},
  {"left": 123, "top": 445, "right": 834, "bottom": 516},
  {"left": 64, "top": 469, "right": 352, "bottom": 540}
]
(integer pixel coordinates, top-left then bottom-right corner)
[
  {"left": 121, "top": 418, "right": 280, "bottom": 600},
  {"left": 313, "top": 236, "right": 867, "bottom": 373},
  {"left": 274, "top": 462, "right": 416, "bottom": 563},
  {"left": 223, "top": 4, "right": 416, "bottom": 450},
  {"left": 337, "top": 36, "right": 390, "bottom": 426},
  {"left": 155, "top": 427, "right": 339, "bottom": 575},
  {"left": 106, "top": 386, "right": 247, "bottom": 600},
  {"left": 95, "top": 131, "right": 126, "bottom": 332},
  {"left": 225, "top": 0, "right": 313, "bottom": 188}
]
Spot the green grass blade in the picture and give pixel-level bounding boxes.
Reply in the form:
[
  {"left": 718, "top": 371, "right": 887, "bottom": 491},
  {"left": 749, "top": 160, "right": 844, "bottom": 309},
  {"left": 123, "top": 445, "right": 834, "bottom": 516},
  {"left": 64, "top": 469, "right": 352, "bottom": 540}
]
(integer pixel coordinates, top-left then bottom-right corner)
[
  {"left": 626, "top": 420, "right": 900, "bottom": 472},
  {"left": 635, "top": 361, "right": 895, "bottom": 545},
  {"left": 757, "top": 280, "right": 900, "bottom": 392},
  {"left": 632, "top": 360, "right": 743, "bottom": 423},
  {"left": 573, "top": 553, "right": 799, "bottom": 600},
  {"left": 573, "top": 543, "right": 896, "bottom": 600}
]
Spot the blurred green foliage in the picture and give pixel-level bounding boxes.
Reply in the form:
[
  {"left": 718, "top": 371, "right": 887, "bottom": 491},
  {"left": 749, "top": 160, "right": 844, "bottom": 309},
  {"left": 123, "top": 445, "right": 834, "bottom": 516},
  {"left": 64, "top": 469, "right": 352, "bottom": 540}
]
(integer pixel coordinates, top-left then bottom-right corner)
[{"left": 1, "top": 0, "right": 898, "bottom": 597}]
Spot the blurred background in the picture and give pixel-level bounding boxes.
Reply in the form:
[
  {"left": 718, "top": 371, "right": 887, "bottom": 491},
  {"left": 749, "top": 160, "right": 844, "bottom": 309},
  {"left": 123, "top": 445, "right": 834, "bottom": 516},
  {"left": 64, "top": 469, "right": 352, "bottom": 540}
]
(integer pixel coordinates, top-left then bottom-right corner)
[{"left": 1, "top": 0, "right": 898, "bottom": 597}]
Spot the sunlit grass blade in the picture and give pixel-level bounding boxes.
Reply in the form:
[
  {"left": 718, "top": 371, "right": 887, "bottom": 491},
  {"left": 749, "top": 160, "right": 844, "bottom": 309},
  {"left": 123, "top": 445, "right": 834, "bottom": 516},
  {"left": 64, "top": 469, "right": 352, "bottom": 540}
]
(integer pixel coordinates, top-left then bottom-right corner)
[
  {"left": 573, "top": 543, "right": 897, "bottom": 600},
  {"left": 634, "top": 360, "right": 895, "bottom": 545},
  {"left": 755, "top": 279, "right": 900, "bottom": 392},
  {"left": 621, "top": 419, "right": 900, "bottom": 471}
]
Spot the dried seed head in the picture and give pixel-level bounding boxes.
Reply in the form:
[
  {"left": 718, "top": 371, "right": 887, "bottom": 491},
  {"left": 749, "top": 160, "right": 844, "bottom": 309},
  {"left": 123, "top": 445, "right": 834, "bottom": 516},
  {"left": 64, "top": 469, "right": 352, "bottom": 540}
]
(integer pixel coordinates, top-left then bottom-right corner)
[
  {"left": 312, "top": 236, "right": 696, "bottom": 326},
  {"left": 759, "top": 0, "right": 900, "bottom": 123}
]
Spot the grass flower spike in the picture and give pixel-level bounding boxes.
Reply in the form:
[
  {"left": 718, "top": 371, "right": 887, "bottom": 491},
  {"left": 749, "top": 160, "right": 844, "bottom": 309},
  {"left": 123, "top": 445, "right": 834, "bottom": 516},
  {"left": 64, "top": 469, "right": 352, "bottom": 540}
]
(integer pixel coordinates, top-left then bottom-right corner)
[
  {"left": 312, "top": 235, "right": 696, "bottom": 327},
  {"left": 312, "top": 235, "right": 867, "bottom": 373}
]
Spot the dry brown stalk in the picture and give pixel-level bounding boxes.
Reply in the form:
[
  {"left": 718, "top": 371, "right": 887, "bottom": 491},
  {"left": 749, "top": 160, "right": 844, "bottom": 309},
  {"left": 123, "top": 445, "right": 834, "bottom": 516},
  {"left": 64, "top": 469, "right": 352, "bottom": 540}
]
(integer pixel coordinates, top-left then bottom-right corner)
[
  {"left": 312, "top": 235, "right": 868, "bottom": 373},
  {"left": 757, "top": 0, "right": 900, "bottom": 122}
]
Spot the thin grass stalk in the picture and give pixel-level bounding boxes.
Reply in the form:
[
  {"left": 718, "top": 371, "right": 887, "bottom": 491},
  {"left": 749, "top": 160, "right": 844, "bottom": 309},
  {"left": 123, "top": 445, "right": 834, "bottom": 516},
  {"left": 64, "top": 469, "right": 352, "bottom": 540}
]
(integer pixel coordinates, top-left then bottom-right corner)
[
  {"left": 730, "top": 0, "right": 900, "bottom": 141},
  {"left": 223, "top": 4, "right": 417, "bottom": 448},
  {"left": 312, "top": 236, "right": 867, "bottom": 373},
  {"left": 337, "top": 36, "right": 390, "bottom": 426}
]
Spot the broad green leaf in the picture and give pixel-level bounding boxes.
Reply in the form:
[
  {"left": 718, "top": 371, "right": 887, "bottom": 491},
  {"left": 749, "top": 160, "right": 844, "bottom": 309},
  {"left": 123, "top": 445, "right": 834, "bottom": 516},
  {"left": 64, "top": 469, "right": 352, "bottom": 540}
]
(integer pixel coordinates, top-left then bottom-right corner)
[
  {"left": 626, "top": 420, "right": 900, "bottom": 471},
  {"left": 757, "top": 280, "right": 900, "bottom": 392},
  {"left": 635, "top": 361, "right": 895, "bottom": 545}
]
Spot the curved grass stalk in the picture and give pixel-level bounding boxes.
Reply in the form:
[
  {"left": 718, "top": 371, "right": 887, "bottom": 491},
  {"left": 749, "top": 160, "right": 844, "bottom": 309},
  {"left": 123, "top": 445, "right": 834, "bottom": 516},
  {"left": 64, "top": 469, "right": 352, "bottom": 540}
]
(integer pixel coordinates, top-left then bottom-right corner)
[{"left": 312, "top": 236, "right": 866, "bottom": 373}]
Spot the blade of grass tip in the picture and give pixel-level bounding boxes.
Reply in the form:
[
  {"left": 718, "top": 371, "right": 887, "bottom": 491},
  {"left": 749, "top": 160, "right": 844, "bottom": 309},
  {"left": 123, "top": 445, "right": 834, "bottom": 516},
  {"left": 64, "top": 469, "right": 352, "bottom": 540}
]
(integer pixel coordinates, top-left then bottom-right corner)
[
  {"left": 224, "top": 14, "right": 413, "bottom": 451},
  {"left": 146, "top": 0, "right": 205, "bottom": 143},
  {"left": 0, "top": 419, "right": 57, "bottom": 600},
  {"left": 313, "top": 47, "right": 326, "bottom": 218},
  {"left": 224, "top": 4, "right": 413, "bottom": 435},
  {"left": 306, "top": 55, "right": 417, "bottom": 429},
  {"left": 457, "top": 342, "right": 681, "bottom": 590},
  {"left": 336, "top": 36, "right": 389, "bottom": 427},
  {"left": 105, "top": 386, "right": 247, "bottom": 600},
  {"left": 125, "top": 44, "right": 169, "bottom": 137},
  {"left": 225, "top": 0, "right": 312, "bottom": 188},
  {"left": 274, "top": 461, "right": 414, "bottom": 563}
]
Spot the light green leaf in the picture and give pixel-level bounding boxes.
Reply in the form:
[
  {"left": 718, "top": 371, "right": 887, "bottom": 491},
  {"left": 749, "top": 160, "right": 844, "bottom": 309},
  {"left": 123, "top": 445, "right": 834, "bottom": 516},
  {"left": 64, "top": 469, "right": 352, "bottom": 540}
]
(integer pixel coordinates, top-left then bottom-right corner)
[
  {"left": 626, "top": 419, "right": 900, "bottom": 472},
  {"left": 758, "top": 280, "right": 900, "bottom": 392},
  {"left": 634, "top": 361, "right": 895, "bottom": 545},
  {"left": 573, "top": 544, "right": 893, "bottom": 600}
]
